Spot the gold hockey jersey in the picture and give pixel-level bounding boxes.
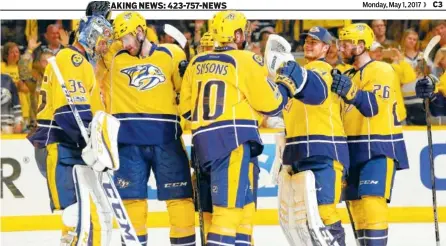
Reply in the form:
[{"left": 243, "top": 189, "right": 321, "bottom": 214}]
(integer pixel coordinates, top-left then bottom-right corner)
[
  {"left": 28, "top": 47, "right": 104, "bottom": 148},
  {"left": 180, "top": 46, "right": 288, "bottom": 163},
  {"left": 283, "top": 59, "right": 349, "bottom": 167},
  {"left": 104, "top": 44, "right": 181, "bottom": 145},
  {"left": 342, "top": 60, "right": 408, "bottom": 169}
]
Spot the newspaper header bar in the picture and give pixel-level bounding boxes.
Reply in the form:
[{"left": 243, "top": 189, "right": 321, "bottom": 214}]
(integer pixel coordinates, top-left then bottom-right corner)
[{"left": 0, "top": 0, "right": 445, "bottom": 19}]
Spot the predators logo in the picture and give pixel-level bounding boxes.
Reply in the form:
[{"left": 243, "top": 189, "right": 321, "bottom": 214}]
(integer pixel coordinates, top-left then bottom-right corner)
[
  {"left": 121, "top": 64, "right": 166, "bottom": 91},
  {"left": 71, "top": 54, "right": 84, "bottom": 67}
]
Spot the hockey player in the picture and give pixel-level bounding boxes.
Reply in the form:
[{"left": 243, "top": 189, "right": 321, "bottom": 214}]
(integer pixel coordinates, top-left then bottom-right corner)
[
  {"left": 278, "top": 26, "right": 349, "bottom": 246},
  {"left": 416, "top": 73, "right": 446, "bottom": 116},
  {"left": 190, "top": 32, "right": 261, "bottom": 245},
  {"left": 332, "top": 23, "right": 409, "bottom": 246},
  {"left": 27, "top": 14, "right": 115, "bottom": 245},
  {"left": 180, "top": 10, "right": 324, "bottom": 246},
  {"left": 106, "top": 11, "right": 195, "bottom": 246}
]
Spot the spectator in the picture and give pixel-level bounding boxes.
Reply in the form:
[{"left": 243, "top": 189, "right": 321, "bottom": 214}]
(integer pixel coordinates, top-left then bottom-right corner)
[
  {"left": 433, "top": 20, "right": 446, "bottom": 47},
  {"left": 18, "top": 36, "right": 42, "bottom": 126},
  {"left": 371, "top": 20, "right": 399, "bottom": 48},
  {"left": 1, "top": 74, "right": 23, "bottom": 134},
  {"left": 400, "top": 29, "right": 424, "bottom": 78},
  {"left": 32, "top": 24, "right": 67, "bottom": 63},
  {"left": 1, "top": 42, "right": 30, "bottom": 131}
]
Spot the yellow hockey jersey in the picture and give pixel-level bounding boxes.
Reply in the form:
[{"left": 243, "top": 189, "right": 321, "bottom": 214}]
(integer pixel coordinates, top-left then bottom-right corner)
[
  {"left": 283, "top": 60, "right": 349, "bottom": 167},
  {"left": 342, "top": 60, "right": 408, "bottom": 169},
  {"left": 104, "top": 44, "right": 181, "bottom": 145},
  {"left": 391, "top": 61, "right": 417, "bottom": 121},
  {"left": 28, "top": 47, "right": 103, "bottom": 148},
  {"left": 179, "top": 46, "right": 288, "bottom": 163}
]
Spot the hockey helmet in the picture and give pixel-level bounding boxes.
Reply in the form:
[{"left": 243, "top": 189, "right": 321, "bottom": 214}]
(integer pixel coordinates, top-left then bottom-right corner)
[
  {"left": 339, "top": 23, "right": 375, "bottom": 50},
  {"left": 113, "top": 11, "right": 147, "bottom": 40},
  {"left": 210, "top": 10, "right": 250, "bottom": 44},
  {"left": 77, "top": 14, "right": 113, "bottom": 62}
]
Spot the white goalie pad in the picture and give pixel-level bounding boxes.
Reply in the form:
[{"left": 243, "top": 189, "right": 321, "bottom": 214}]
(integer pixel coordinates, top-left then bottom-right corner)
[
  {"left": 82, "top": 111, "right": 121, "bottom": 172},
  {"left": 265, "top": 34, "right": 295, "bottom": 77},
  {"left": 278, "top": 169, "right": 339, "bottom": 246},
  {"left": 63, "top": 165, "right": 114, "bottom": 246},
  {"left": 270, "top": 132, "right": 286, "bottom": 185}
]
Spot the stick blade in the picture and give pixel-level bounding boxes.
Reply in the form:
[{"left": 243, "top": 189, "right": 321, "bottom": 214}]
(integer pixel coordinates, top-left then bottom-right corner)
[
  {"left": 423, "top": 35, "right": 441, "bottom": 67},
  {"left": 164, "top": 24, "right": 187, "bottom": 49}
]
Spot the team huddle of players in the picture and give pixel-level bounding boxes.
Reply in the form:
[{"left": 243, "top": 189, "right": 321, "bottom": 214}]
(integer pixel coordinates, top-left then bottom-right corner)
[{"left": 26, "top": 4, "right": 446, "bottom": 246}]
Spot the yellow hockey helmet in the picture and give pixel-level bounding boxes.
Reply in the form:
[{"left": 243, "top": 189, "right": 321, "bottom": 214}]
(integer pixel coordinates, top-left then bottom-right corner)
[
  {"left": 200, "top": 32, "right": 214, "bottom": 47},
  {"left": 339, "top": 23, "right": 375, "bottom": 50},
  {"left": 210, "top": 10, "right": 249, "bottom": 44},
  {"left": 113, "top": 11, "right": 147, "bottom": 40}
]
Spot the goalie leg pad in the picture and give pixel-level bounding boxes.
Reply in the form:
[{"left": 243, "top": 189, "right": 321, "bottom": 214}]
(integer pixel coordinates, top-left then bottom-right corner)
[
  {"left": 278, "top": 169, "right": 339, "bottom": 246},
  {"left": 72, "top": 165, "right": 114, "bottom": 246}
]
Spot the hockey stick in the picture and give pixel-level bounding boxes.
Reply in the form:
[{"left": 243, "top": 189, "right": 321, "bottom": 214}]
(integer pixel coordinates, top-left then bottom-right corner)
[
  {"left": 329, "top": 69, "right": 360, "bottom": 245},
  {"left": 164, "top": 23, "right": 206, "bottom": 244},
  {"left": 164, "top": 24, "right": 192, "bottom": 60},
  {"left": 422, "top": 35, "right": 441, "bottom": 246},
  {"left": 192, "top": 146, "right": 206, "bottom": 246},
  {"left": 47, "top": 56, "right": 142, "bottom": 246},
  {"left": 345, "top": 201, "right": 360, "bottom": 246}
]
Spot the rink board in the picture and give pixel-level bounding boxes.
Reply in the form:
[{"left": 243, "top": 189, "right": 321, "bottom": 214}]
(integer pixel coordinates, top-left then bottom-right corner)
[{"left": 1, "top": 127, "right": 446, "bottom": 232}]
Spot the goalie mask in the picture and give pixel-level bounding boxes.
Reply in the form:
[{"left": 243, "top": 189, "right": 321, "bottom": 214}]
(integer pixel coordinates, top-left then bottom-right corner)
[{"left": 77, "top": 15, "right": 113, "bottom": 64}]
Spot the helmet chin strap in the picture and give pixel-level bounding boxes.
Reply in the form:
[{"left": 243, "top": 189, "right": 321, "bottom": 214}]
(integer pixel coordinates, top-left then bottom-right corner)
[
  {"left": 348, "top": 45, "right": 366, "bottom": 65},
  {"left": 136, "top": 30, "right": 147, "bottom": 57}
]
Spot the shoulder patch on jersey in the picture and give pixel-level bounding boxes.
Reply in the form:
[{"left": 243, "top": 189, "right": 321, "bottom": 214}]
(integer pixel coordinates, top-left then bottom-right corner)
[
  {"left": 252, "top": 54, "right": 264, "bottom": 66},
  {"left": 71, "top": 54, "right": 84, "bottom": 67}
]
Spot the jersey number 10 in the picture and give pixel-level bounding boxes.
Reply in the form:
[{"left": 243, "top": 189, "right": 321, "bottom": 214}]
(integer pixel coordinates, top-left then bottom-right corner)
[{"left": 192, "top": 80, "right": 226, "bottom": 121}]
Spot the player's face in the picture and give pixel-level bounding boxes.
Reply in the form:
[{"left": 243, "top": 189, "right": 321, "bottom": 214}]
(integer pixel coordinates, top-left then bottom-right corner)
[
  {"left": 326, "top": 41, "right": 339, "bottom": 60},
  {"left": 120, "top": 33, "right": 140, "bottom": 56},
  {"left": 404, "top": 33, "right": 418, "bottom": 50},
  {"left": 339, "top": 40, "right": 355, "bottom": 60},
  {"left": 304, "top": 36, "right": 328, "bottom": 60}
]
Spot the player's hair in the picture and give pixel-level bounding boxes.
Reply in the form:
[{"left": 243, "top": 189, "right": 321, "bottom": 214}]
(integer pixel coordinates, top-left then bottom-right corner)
[{"left": 1, "top": 42, "right": 19, "bottom": 64}]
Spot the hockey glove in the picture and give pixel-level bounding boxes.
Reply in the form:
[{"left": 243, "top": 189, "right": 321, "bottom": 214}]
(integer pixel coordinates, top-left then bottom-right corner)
[
  {"left": 331, "top": 73, "right": 358, "bottom": 104},
  {"left": 179, "top": 60, "right": 189, "bottom": 78},
  {"left": 416, "top": 74, "right": 439, "bottom": 99},
  {"left": 275, "top": 61, "right": 308, "bottom": 97}
]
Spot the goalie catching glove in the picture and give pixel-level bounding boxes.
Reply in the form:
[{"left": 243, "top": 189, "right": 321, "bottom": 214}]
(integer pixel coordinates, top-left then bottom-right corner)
[
  {"left": 275, "top": 60, "right": 308, "bottom": 97},
  {"left": 82, "top": 111, "right": 121, "bottom": 172}
]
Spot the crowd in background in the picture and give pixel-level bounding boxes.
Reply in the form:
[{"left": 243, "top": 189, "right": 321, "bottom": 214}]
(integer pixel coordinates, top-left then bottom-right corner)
[{"left": 1, "top": 19, "right": 446, "bottom": 134}]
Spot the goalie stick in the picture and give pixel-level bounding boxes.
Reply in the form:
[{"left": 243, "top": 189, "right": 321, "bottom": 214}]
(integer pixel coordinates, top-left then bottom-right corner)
[
  {"left": 422, "top": 35, "right": 441, "bottom": 246},
  {"left": 47, "top": 56, "right": 142, "bottom": 246}
]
